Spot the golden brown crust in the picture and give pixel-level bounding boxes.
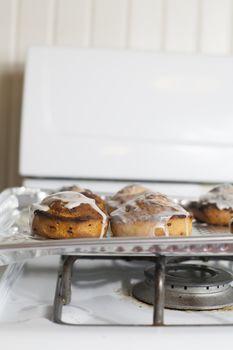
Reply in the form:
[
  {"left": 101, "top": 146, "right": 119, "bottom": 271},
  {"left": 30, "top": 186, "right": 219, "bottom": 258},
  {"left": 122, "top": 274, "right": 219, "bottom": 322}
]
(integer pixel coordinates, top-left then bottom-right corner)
[
  {"left": 189, "top": 202, "right": 233, "bottom": 226},
  {"left": 111, "top": 215, "right": 192, "bottom": 237},
  {"left": 110, "top": 192, "right": 192, "bottom": 237},
  {"left": 31, "top": 192, "right": 108, "bottom": 239},
  {"left": 32, "top": 211, "right": 108, "bottom": 239}
]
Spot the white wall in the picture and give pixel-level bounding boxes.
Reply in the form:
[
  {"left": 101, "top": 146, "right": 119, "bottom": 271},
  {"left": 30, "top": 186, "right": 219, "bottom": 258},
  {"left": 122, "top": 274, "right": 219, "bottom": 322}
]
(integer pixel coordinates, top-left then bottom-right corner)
[{"left": 0, "top": 0, "right": 233, "bottom": 189}]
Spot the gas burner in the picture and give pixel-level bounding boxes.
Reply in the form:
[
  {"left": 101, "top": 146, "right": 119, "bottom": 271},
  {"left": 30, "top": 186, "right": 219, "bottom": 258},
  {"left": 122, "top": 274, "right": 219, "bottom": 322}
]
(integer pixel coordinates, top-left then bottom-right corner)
[{"left": 133, "top": 264, "right": 233, "bottom": 310}]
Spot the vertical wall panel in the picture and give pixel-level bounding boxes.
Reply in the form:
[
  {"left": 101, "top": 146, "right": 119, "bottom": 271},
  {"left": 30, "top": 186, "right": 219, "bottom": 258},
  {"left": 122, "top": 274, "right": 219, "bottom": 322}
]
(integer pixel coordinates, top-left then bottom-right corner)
[
  {"left": 92, "top": 0, "right": 128, "bottom": 48},
  {"left": 8, "top": 0, "right": 56, "bottom": 186},
  {"left": 0, "top": 55, "right": 8, "bottom": 187},
  {"left": 16, "top": 0, "right": 55, "bottom": 62},
  {"left": 55, "top": 0, "right": 92, "bottom": 46},
  {"left": 0, "top": 0, "right": 18, "bottom": 190},
  {"left": 0, "top": 0, "right": 17, "bottom": 62},
  {"left": 164, "top": 0, "right": 200, "bottom": 52},
  {"left": 200, "top": 0, "right": 233, "bottom": 54},
  {"left": 129, "top": 0, "right": 163, "bottom": 50}
]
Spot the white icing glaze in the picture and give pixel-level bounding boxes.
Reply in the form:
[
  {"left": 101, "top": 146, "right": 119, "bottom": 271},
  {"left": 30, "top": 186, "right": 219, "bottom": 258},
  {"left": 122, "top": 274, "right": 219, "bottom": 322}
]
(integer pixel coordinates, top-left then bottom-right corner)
[
  {"left": 199, "top": 183, "right": 233, "bottom": 210},
  {"left": 111, "top": 192, "right": 190, "bottom": 237},
  {"left": 32, "top": 191, "right": 107, "bottom": 239}
]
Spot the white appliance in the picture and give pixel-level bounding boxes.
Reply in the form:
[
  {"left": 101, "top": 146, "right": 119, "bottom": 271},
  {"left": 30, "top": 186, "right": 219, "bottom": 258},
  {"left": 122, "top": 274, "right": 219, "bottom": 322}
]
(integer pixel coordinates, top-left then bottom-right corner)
[{"left": 2, "top": 48, "right": 233, "bottom": 348}]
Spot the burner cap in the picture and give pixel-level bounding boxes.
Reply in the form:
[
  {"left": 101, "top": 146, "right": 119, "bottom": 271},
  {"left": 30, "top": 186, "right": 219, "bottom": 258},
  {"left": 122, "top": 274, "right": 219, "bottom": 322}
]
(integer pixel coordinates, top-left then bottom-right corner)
[{"left": 133, "top": 264, "right": 233, "bottom": 310}]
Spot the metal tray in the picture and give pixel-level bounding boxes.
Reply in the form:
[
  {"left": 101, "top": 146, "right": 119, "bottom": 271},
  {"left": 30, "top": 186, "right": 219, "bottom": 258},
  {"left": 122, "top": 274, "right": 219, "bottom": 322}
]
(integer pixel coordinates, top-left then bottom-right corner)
[{"left": 0, "top": 187, "right": 233, "bottom": 266}]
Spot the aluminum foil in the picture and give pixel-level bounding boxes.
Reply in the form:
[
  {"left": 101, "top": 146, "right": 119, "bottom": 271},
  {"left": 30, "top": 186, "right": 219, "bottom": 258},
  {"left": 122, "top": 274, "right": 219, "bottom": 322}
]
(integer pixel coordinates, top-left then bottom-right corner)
[{"left": 0, "top": 187, "right": 233, "bottom": 266}]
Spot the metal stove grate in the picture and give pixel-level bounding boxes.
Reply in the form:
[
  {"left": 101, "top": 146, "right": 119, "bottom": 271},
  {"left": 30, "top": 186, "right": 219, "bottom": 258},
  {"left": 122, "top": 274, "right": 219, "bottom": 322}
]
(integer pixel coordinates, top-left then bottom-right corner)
[{"left": 53, "top": 254, "right": 233, "bottom": 326}]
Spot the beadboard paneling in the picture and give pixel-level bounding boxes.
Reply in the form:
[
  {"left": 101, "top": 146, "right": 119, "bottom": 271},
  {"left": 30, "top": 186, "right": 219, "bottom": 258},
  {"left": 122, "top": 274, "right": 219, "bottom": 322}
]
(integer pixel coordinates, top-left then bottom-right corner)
[
  {"left": 0, "top": 0, "right": 18, "bottom": 189},
  {"left": 0, "top": 0, "right": 233, "bottom": 189},
  {"left": 0, "top": 0, "right": 17, "bottom": 62},
  {"left": 55, "top": 0, "right": 92, "bottom": 46},
  {"left": 92, "top": 0, "right": 129, "bottom": 47},
  {"left": 7, "top": 65, "right": 23, "bottom": 187},
  {"left": 8, "top": 0, "right": 56, "bottom": 186},
  {"left": 164, "top": 0, "right": 200, "bottom": 52},
  {"left": 200, "top": 0, "right": 233, "bottom": 54},
  {"left": 129, "top": 0, "right": 163, "bottom": 50},
  {"left": 0, "top": 67, "right": 10, "bottom": 189},
  {"left": 16, "top": 0, "right": 55, "bottom": 62}
]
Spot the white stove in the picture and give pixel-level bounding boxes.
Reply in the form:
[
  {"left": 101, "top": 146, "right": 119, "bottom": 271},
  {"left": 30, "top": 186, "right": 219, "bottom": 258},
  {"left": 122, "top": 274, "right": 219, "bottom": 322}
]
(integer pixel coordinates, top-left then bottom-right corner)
[
  {"left": 2, "top": 256, "right": 233, "bottom": 325},
  {"left": 1, "top": 266, "right": 232, "bottom": 350},
  {"left": 1, "top": 255, "right": 233, "bottom": 350},
  {"left": 2, "top": 47, "right": 233, "bottom": 347}
]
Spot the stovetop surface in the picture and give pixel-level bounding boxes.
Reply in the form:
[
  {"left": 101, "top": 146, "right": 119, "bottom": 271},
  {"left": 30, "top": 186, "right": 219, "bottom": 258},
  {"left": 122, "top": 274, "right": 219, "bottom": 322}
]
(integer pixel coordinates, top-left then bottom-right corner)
[
  {"left": 1, "top": 256, "right": 233, "bottom": 325},
  {"left": 1, "top": 256, "right": 233, "bottom": 348}
]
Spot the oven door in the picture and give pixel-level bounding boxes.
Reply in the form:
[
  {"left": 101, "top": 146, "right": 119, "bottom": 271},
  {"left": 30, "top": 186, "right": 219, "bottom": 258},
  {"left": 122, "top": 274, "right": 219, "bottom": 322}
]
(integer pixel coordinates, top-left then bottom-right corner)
[{"left": 20, "top": 47, "right": 233, "bottom": 184}]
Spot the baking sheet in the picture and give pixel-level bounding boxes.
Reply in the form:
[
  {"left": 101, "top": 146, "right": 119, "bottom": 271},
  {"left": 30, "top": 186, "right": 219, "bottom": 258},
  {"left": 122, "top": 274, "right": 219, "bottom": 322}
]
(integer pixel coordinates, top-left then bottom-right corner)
[{"left": 0, "top": 187, "right": 233, "bottom": 266}]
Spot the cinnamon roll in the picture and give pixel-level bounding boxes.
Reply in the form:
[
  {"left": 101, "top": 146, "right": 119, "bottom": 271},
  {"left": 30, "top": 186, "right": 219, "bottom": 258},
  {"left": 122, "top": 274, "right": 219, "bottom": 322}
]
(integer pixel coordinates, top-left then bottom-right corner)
[
  {"left": 31, "top": 191, "right": 108, "bottom": 239},
  {"left": 188, "top": 184, "right": 233, "bottom": 226},
  {"left": 110, "top": 192, "right": 192, "bottom": 237}
]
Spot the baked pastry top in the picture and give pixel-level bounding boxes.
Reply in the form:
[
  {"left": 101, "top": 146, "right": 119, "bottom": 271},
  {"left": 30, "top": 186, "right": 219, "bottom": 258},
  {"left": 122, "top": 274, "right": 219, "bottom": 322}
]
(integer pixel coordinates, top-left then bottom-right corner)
[
  {"left": 110, "top": 192, "right": 192, "bottom": 237},
  {"left": 107, "top": 184, "right": 148, "bottom": 213},
  {"left": 189, "top": 183, "right": 233, "bottom": 226},
  {"left": 31, "top": 191, "right": 108, "bottom": 239},
  {"left": 58, "top": 185, "right": 106, "bottom": 212},
  {"left": 197, "top": 183, "right": 233, "bottom": 209}
]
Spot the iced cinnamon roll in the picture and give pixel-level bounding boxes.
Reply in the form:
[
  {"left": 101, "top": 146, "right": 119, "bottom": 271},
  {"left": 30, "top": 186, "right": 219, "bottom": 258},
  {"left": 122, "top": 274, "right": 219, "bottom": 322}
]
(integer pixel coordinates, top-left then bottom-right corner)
[
  {"left": 107, "top": 184, "right": 148, "bottom": 213},
  {"left": 189, "top": 183, "right": 233, "bottom": 226},
  {"left": 31, "top": 191, "right": 108, "bottom": 239},
  {"left": 110, "top": 192, "right": 192, "bottom": 237}
]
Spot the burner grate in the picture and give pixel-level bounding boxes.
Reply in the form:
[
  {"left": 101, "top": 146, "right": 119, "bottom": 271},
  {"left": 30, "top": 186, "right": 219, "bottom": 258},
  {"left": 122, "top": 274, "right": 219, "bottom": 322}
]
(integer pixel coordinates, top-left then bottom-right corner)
[
  {"left": 133, "top": 264, "right": 233, "bottom": 310},
  {"left": 53, "top": 255, "right": 233, "bottom": 326},
  {"left": 53, "top": 254, "right": 165, "bottom": 326}
]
